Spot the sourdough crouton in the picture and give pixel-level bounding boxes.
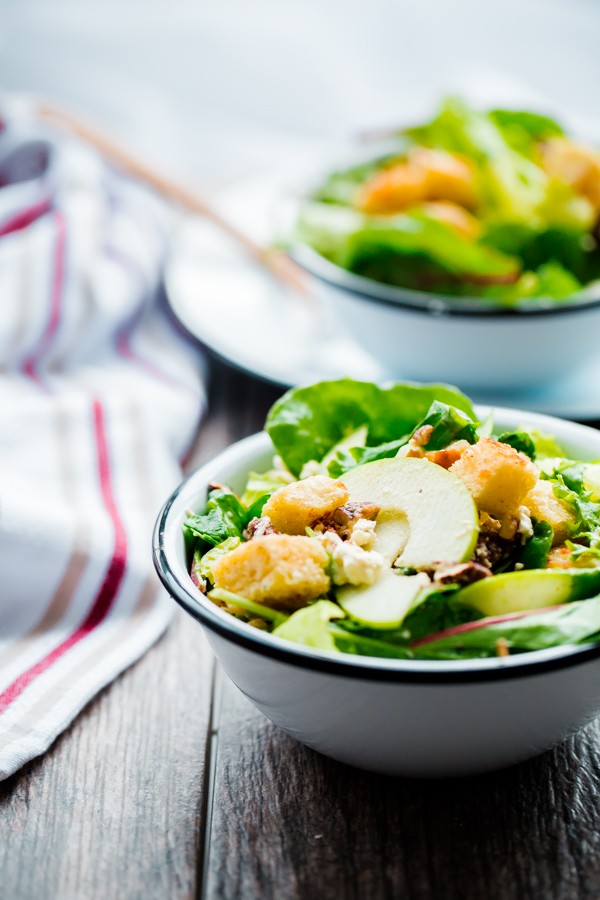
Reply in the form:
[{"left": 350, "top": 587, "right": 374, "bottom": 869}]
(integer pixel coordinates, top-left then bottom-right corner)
[
  {"left": 262, "top": 475, "right": 349, "bottom": 535},
  {"left": 211, "top": 534, "right": 330, "bottom": 610},
  {"left": 449, "top": 437, "right": 538, "bottom": 519},
  {"left": 357, "top": 149, "right": 476, "bottom": 215},
  {"left": 546, "top": 545, "right": 574, "bottom": 569},
  {"left": 523, "top": 479, "right": 575, "bottom": 545},
  {"left": 541, "top": 138, "right": 600, "bottom": 212}
]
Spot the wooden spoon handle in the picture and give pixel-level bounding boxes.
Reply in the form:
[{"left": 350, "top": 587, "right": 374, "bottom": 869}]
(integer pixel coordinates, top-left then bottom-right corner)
[{"left": 36, "top": 101, "right": 308, "bottom": 294}]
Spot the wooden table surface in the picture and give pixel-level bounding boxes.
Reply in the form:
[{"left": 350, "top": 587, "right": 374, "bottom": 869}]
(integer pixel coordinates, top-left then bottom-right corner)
[{"left": 2, "top": 359, "right": 600, "bottom": 900}]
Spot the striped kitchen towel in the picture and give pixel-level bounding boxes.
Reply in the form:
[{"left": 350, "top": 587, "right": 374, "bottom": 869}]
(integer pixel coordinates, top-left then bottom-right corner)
[{"left": 0, "top": 97, "right": 206, "bottom": 779}]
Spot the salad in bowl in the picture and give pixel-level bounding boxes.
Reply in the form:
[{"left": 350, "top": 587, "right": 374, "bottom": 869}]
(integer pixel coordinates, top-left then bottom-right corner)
[
  {"left": 293, "top": 97, "right": 600, "bottom": 306},
  {"left": 183, "top": 378, "right": 600, "bottom": 661}
]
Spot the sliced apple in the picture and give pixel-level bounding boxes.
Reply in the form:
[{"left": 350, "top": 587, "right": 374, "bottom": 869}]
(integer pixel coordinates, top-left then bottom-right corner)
[
  {"left": 337, "top": 571, "right": 430, "bottom": 629},
  {"left": 341, "top": 457, "right": 479, "bottom": 568},
  {"left": 456, "top": 568, "right": 600, "bottom": 617}
]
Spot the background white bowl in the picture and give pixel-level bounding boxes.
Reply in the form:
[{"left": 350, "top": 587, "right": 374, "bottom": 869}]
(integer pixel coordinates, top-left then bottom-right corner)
[
  {"left": 153, "top": 406, "right": 600, "bottom": 777},
  {"left": 293, "top": 244, "right": 600, "bottom": 394}
]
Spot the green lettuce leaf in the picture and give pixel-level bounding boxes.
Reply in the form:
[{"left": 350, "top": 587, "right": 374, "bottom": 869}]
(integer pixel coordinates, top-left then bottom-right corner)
[
  {"left": 312, "top": 152, "right": 403, "bottom": 206},
  {"left": 266, "top": 378, "right": 476, "bottom": 476},
  {"left": 295, "top": 201, "right": 520, "bottom": 290},
  {"left": 518, "top": 520, "right": 554, "bottom": 570},
  {"left": 326, "top": 400, "right": 478, "bottom": 477},
  {"left": 241, "top": 468, "right": 294, "bottom": 507},
  {"left": 198, "top": 537, "right": 241, "bottom": 584},
  {"left": 330, "top": 625, "right": 414, "bottom": 659},
  {"left": 528, "top": 428, "right": 567, "bottom": 460},
  {"left": 400, "top": 586, "right": 478, "bottom": 641},
  {"left": 208, "top": 588, "right": 289, "bottom": 626},
  {"left": 404, "top": 97, "right": 592, "bottom": 231},
  {"left": 489, "top": 108, "right": 564, "bottom": 156},
  {"left": 184, "top": 487, "right": 269, "bottom": 547},
  {"left": 496, "top": 430, "right": 536, "bottom": 459},
  {"left": 482, "top": 223, "right": 586, "bottom": 277},
  {"left": 326, "top": 437, "right": 411, "bottom": 478},
  {"left": 415, "top": 400, "right": 479, "bottom": 450},
  {"left": 411, "top": 597, "right": 600, "bottom": 659},
  {"left": 273, "top": 600, "right": 344, "bottom": 651}
]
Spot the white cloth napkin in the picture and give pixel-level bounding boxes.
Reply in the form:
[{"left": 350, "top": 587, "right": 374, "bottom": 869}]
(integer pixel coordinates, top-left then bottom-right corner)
[{"left": 0, "top": 98, "right": 206, "bottom": 779}]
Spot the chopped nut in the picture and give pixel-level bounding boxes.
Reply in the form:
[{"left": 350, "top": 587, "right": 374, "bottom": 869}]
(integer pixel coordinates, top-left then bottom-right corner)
[
  {"left": 427, "top": 561, "right": 492, "bottom": 587},
  {"left": 411, "top": 424, "right": 435, "bottom": 448},
  {"left": 479, "top": 511, "right": 502, "bottom": 534},
  {"left": 473, "top": 532, "right": 514, "bottom": 570},
  {"left": 405, "top": 439, "right": 471, "bottom": 470},
  {"left": 244, "top": 516, "right": 278, "bottom": 540}
]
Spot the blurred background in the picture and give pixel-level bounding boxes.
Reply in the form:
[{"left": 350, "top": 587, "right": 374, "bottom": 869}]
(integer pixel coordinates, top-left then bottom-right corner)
[{"left": 2, "top": 0, "right": 599, "bottom": 191}]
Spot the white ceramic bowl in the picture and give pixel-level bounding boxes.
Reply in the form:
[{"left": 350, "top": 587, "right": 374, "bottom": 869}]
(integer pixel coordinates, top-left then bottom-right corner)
[
  {"left": 153, "top": 407, "right": 600, "bottom": 778},
  {"left": 292, "top": 243, "right": 600, "bottom": 393}
]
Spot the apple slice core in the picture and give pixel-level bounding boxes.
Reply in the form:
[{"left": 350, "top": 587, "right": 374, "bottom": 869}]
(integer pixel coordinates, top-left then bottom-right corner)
[{"left": 341, "top": 457, "right": 478, "bottom": 568}]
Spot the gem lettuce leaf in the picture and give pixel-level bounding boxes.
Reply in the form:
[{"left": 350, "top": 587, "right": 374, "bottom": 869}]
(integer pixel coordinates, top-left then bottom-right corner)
[
  {"left": 326, "top": 400, "right": 478, "bottom": 477},
  {"left": 265, "top": 379, "right": 476, "bottom": 477},
  {"left": 410, "top": 597, "right": 600, "bottom": 659},
  {"left": 184, "top": 487, "right": 269, "bottom": 547}
]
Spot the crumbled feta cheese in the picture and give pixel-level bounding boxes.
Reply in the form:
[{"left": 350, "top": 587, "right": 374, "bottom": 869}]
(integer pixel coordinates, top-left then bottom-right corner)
[
  {"left": 348, "top": 517, "right": 377, "bottom": 548},
  {"left": 317, "top": 530, "right": 385, "bottom": 586},
  {"left": 517, "top": 505, "right": 534, "bottom": 544},
  {"left": 300, "top": 459, "right": 322, "bottom": 479}
]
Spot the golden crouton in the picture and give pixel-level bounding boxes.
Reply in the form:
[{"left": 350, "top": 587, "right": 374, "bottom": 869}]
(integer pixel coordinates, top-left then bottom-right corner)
[
  {"left": 409, "top": 147, "right": 477, "bottom": 209},
  {"left": 523, "top": 479, "right": 575, "bottom": 545},
  {"left": 420, "top": 201, "right": 481, "bottom": 240},
  {"left": 546, "top": 545, "right": 574, "bottom": 569},
  {"left": 262, "top": 475, "right": 349, "bottom": 535},
  {"left": 541, "top": 138, "right": 600, "bottom": 211},
  {"left": 357, "top": 148, "right": 476, "bottom": 215},
  {"left": 449, "top": 437, "right": 538, "bottom": 519},
  {"left": 211, "top": 535, "right": 330, "bottom": 611}
]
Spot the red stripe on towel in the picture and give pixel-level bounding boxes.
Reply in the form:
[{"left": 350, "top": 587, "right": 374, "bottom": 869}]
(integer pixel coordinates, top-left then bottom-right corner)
[
  {"left": 0, "top": 400, "right": 128, "bottom": 712},
  {"left": 0, "top": 197, "right": 52, "bottom": 238}
]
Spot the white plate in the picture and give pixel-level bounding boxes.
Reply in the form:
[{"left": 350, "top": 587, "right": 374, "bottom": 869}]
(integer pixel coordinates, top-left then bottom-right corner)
[{"left": 165, "top": 172, "right": 600, "bottom": 420}]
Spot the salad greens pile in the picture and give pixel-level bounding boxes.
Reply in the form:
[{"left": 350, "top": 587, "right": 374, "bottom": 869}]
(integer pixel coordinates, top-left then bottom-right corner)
[
  {"left": 294, "top": 98, "right": 600, "bottom": 305},
  {"left": 184, "top": 378, "right": 600, "bottom": 662}
]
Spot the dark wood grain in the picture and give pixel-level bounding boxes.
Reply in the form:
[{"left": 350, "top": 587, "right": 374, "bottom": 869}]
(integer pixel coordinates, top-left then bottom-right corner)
[
  {"left": 0, "top": 610, "right": 212, "bottom": 900},
  {"left": 2, "top": 358, "right": 600, "bottom": 900},
  {"left": 204, "top": 673, "right": 600, "bottom": 900}
]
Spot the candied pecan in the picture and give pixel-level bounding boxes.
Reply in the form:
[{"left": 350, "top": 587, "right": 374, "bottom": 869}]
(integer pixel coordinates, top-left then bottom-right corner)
[
  {"left": 411, "top": 424, "right": 435, "bottom": 448},
  {"left": 244, "top": 516, "right": 278, "bottom": 540},
  {"left": 406, "top": 440, "right": 470, "bottom": 469},
  {"left": 332, "top": 501, "right": 380, "bottom": 524},
  {"left": 429, "top": 561, "right": 492, "bottom": 586},
  {"left": 473, "top": 532, "right": 513, "bottom": 570},
  {"left": 314, "top": 501, "right": 381, "bottom": 540}
]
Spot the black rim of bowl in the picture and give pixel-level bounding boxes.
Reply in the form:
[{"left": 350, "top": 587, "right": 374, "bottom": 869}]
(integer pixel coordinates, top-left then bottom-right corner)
[
  {"left": 291, "top": 244, "right": 600, "bottom": 320},
  {"left": 153, "top": 461, "right": 600, "bottom": 685}
]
